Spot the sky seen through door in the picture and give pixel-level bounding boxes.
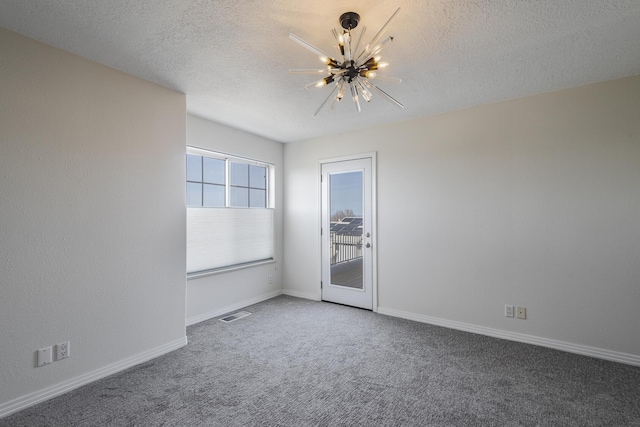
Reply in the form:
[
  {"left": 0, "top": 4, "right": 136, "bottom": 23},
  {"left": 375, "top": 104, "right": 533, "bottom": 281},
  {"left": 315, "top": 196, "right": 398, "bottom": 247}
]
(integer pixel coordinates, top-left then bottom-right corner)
[{"left": 330, "top": 171, "right": 363, "bottom": 220}]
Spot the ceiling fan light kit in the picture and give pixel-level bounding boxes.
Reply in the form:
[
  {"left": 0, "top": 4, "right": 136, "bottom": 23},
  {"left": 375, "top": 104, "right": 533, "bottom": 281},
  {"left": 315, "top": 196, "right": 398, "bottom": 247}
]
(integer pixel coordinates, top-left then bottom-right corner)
[{"left": 289, "top": 8, "right": 404, "bottom": 117}]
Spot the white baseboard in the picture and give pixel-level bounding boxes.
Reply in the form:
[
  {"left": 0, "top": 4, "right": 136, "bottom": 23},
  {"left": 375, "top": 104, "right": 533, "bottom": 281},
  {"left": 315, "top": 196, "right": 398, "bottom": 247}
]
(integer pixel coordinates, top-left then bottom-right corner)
[
  {"left": 186, "top": 289, "right": 283, "bottom": 326},
  {"left": 282, "top": 289, "right": 321, "bottom": 301},
  {"left": 377, "top": 307, "right": 640, "bottom": 367},
  {"left": 0, "top": 336, "right": 188, "bottom": 420}
]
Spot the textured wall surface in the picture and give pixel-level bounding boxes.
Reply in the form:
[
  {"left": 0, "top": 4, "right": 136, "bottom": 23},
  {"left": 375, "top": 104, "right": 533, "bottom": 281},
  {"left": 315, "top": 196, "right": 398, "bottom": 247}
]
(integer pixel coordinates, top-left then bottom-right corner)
[
  {"left": 284, "top": 74, "right": 640, "bottom": 359},
  {"left": 0, "top": 27, "right": 187, "bottom": 408}
]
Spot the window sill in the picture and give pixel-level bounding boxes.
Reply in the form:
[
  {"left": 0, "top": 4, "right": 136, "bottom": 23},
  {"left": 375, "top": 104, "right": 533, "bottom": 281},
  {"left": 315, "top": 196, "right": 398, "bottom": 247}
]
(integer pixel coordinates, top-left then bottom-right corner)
[{"left": 187, "top": 259, "right": 276, "bottom": 280}]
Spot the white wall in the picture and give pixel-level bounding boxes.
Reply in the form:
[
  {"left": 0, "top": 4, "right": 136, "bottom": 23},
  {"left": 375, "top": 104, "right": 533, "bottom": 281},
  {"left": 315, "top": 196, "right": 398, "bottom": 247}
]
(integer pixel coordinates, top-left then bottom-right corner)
[
  {"left": 185, "top": 115, "right": 284, "bottom": 325},
  {"left": 0, "top": 27, "right": 187, "bottom": 414},
  {"left": 284, "top": 75, "right": 640, "bottom": 363}
]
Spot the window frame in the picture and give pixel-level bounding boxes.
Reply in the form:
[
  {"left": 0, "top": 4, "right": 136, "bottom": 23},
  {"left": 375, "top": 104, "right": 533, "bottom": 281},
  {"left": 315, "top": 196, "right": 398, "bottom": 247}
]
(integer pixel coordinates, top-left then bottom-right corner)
[
  {"left": 186, "top": 146, "right": 272, "bottom": 209},
  {"left": 186, "top": 146, "right": 275, "bottom": 277}
]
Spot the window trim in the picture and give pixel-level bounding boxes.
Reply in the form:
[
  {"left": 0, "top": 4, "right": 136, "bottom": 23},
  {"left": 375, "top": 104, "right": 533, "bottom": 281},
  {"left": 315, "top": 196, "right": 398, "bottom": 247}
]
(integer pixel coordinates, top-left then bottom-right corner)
[
  {"left": 187, "top": 146, "right": 272, "bottom": 209},
  {"left": 187, "top": 259, "right": 276, "bottom": 280}
]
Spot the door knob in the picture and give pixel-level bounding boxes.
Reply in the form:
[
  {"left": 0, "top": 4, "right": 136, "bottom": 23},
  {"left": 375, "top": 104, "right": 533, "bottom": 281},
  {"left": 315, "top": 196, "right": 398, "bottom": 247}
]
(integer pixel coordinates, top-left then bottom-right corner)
[{"left": 365, "top": 243, "right": 371, "bottom": 248}]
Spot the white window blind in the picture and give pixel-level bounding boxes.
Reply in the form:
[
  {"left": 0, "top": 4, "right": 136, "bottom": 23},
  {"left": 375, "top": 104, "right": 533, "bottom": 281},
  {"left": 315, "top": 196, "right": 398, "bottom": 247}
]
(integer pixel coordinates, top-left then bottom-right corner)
[{"left": 187, "top": 207, "right": 274, "bottom": 273}]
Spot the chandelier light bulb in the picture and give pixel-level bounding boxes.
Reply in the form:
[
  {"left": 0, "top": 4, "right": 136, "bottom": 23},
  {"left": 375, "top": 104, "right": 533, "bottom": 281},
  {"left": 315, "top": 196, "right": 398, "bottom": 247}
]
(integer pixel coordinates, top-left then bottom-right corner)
[
  {"left": 305, "top": 81, "right": 321, "bottom": 90},
  {"left": 289, "top": 7, "right": 404, "bottom": 117},
  {"left": 337, "top": 81, "right": 347, "bottom": 100}
]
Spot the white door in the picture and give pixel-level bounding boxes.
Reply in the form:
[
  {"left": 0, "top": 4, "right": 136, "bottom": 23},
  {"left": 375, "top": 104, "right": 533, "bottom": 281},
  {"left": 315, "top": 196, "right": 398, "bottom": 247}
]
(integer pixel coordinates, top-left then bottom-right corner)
[{"left": 321, "top": 156, "right": 375, "bottom": 310}]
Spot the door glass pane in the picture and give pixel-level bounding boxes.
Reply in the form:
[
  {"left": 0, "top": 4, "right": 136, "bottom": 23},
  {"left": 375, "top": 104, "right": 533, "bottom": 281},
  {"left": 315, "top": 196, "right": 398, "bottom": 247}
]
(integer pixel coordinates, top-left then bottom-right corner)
[{"left": 329, "top": 171, "right": 363, "bottom": 289}]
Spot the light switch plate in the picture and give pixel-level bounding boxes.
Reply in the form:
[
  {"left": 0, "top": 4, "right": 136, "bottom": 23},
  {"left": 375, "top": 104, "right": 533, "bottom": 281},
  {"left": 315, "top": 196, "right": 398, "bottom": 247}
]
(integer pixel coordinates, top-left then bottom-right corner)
[{"left": 38, "top": 346, "right": 52, "bottom": 367}]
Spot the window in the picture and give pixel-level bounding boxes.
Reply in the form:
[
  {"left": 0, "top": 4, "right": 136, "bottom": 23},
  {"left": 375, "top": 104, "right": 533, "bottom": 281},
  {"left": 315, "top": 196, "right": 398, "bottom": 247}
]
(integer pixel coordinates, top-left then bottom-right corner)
[
  {"left": 229, "top": 163, "right": 267, "bottom": 208},
  {"left": 186, "top": 153, "right": 267, "bottom": 208},
  {"left": 186, "top": 147, "right": 274, "bottom": 275},
  {"left": 186, "top": 154, "right": 225, "bottom": 207}
]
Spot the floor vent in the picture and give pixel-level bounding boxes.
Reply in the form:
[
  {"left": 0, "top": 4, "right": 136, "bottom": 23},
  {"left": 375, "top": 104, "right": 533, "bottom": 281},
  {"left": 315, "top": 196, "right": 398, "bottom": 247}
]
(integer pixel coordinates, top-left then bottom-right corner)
[{"left": 219, "top": 311, "right": 252, "bottom": 323}]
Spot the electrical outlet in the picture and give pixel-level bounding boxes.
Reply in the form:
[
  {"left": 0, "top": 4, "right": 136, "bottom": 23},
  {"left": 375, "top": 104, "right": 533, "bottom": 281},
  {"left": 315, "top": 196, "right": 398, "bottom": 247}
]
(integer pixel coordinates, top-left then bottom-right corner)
[
  {"left": 517, "top": 306, "right": 527, "bottom": 319},
  {"left": 37, "top": 346, "right": 52, "bottom": 367},
  {"left": 504, "top": 305, "right": 514, "bottom": 318},
  {"left": 57, "top": 341, "right": 70, "bottom": 360},
  {"left": 268, "top": 275, "right": 272, "bottom": 284}
]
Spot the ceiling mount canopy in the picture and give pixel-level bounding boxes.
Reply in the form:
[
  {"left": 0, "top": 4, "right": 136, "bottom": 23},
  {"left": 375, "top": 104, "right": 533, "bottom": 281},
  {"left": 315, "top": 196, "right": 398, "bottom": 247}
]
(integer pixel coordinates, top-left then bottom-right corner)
[
  {"left": 339, "top": 12, "right": 360, "bottom": 30},
  {"left": 289, "top": 8, "right": 404, "bottom": 117}
]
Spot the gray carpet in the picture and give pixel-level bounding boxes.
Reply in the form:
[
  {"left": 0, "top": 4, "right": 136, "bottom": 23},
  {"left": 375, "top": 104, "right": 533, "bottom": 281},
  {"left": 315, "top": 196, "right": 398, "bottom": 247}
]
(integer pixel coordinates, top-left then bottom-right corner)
[{"left": 3, "top": 295, "right": 640, "bottom": 426}]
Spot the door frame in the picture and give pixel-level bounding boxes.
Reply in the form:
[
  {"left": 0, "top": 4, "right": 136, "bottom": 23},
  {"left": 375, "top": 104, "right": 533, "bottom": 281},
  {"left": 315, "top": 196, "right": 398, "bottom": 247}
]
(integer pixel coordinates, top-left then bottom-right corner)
[{"left": 318, "top": 152, "right": 378, "bottom": 312}]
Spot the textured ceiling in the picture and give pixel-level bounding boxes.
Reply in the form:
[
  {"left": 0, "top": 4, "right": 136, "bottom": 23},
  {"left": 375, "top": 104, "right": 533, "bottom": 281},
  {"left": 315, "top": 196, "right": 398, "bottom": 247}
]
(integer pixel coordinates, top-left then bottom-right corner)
[{"left": 1, "top": 1, "right": 639, "bottom": 143}]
